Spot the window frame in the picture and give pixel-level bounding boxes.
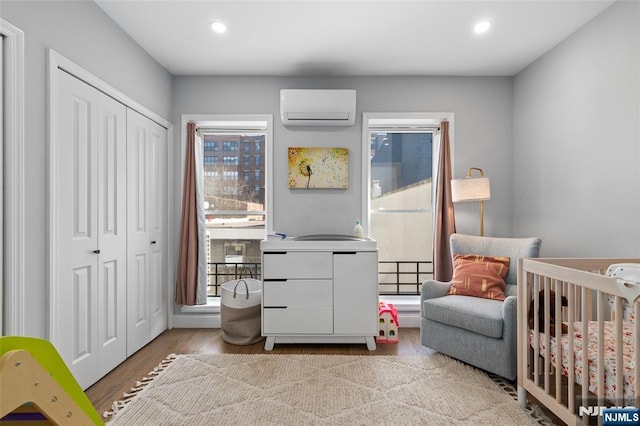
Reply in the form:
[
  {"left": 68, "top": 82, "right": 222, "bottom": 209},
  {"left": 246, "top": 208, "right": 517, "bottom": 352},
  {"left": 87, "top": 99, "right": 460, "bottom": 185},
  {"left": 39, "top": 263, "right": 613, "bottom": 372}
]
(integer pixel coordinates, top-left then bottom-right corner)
[
  {"left": 361, "top": 113, "right": 454, "bottom": 296},
  {"left": 180, "top": 114, "right": 274, "bottom": 243},
  {"left": 186, "top": 115, "right": 273, "bottom": 299},
  {"left": 361, "top": 113, "right": 454, "bottom": 235}
]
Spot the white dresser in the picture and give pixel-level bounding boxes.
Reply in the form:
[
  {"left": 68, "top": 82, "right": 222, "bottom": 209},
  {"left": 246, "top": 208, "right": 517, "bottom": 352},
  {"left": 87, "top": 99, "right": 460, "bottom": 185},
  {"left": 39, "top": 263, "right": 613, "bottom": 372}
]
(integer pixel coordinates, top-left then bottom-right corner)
[{"left": 260, "top": 236, "right": 378, "bottom": 350}]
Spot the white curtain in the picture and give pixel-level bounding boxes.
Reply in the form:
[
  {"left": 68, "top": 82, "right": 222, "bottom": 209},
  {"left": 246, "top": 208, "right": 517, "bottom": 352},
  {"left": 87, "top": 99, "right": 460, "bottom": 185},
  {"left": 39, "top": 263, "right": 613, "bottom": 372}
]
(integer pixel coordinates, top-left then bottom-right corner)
[{"left": 194, "top": 130, "right": 208, "bottom": 304}]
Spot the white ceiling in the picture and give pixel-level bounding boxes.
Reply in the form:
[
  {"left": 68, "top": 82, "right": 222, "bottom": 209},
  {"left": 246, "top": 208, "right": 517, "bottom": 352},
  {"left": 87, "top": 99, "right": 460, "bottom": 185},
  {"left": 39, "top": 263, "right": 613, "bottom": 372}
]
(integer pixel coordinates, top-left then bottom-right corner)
[{"left": 95, "top": 0, "right": 615, "bottom": 76}]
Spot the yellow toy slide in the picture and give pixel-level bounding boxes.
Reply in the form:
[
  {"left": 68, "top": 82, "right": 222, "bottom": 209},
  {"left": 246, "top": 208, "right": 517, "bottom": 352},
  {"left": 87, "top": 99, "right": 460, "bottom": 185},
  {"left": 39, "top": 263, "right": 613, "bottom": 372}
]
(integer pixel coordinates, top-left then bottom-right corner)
[{"left": 0, "top": 336, "right": 102, "bottom": 425}]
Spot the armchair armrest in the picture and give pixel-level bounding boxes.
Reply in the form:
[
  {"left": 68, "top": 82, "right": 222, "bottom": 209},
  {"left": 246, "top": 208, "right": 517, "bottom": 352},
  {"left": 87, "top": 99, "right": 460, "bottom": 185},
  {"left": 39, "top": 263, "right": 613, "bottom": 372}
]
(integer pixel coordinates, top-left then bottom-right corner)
[
  {"left": 421, "top": 280, "right": 451, "bottom": 317},
  {"left": 421, "top": 279, "right": 451, "bottom": 302},
  {"left": 502, "top": 295, "right": 518, "bottom": 343},
  {"left": 502, "top": 295, "right": 517, "bottom": 318}
]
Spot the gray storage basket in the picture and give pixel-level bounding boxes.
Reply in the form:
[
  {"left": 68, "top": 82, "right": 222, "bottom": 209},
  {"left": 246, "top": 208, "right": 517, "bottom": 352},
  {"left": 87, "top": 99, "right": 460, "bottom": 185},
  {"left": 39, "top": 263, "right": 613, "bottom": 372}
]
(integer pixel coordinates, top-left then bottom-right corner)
[{"left": 220, "top": 275, "right": 264, "bottom": 345}]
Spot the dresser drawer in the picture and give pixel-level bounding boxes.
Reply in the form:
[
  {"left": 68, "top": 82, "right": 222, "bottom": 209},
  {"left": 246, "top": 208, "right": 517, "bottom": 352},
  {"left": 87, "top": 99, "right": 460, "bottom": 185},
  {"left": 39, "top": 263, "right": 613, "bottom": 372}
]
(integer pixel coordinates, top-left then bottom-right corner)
[
  {"left": 263, "top": 307, "right": 332, "bottom": 334},
  {"left": 263, "top": 251, "right": 332, "bottom": 279},
  {"left": 263, "top": 279, "right": 332, "bottom": 307}
]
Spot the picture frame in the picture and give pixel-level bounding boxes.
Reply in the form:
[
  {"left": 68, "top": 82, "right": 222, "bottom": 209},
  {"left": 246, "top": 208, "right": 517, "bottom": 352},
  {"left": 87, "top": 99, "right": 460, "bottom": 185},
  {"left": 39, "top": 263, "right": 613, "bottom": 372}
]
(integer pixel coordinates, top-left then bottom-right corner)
[{"left": 287, "top": 147, "right": 349, "bottom": 189}]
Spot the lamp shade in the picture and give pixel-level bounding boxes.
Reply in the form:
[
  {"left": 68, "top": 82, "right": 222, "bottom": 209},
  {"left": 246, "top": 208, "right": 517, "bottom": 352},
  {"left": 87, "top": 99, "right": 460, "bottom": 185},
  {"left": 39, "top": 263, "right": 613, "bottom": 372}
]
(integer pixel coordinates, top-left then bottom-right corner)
[{"left": 451, "top": 176, "right": 491, "bottom": 202}]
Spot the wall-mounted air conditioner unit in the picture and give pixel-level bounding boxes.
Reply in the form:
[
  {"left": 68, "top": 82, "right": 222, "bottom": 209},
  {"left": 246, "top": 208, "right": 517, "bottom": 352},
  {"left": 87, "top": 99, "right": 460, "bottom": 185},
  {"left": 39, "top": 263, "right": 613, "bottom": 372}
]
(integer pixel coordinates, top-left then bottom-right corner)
[{"left": 280, "top": 89, "right": 356, "bottom": 126}]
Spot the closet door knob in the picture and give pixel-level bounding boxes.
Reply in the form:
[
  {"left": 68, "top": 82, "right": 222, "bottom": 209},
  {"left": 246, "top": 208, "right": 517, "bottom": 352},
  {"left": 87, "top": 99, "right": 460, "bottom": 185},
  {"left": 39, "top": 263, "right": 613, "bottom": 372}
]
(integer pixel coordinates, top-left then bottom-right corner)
[
  {"left": 150, "top": 240, "right": 157, "bottom": 245},
  {"left": 93, "top": 249, "right": 101, "bottom": 254}
]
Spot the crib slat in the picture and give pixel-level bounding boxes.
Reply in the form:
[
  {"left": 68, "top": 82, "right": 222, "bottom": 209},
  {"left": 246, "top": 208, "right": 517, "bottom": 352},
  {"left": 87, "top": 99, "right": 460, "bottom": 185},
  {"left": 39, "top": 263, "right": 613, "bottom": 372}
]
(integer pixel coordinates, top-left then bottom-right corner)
[
  {"left": 517, "top": 265, "right": 525, "bottom": 405},
  {"left": 615, "top": 296, "right": 624, "bottom": 405},
  {"left": 597, "top": 292, "right": 605, "bottom": 414},
  {"left": 581, "top": 286, "right": 589, "bottom": 424},
  {"left": 554, "top": 284, "right": 562, "bottom": 403},
  {"left": 567, "top": 283, "right": 575, "bottom": 414},
  {"left": 635, "top": 300, "right": 639, "bottom": 409},
  {"left": 544, "top": 278, "right": 551, "bottom": 393},
  {"left": 524, "top": 270, "right": 532, "bottom": 388},
  {"left": 533, "top": 274, "right": 540, "bottom": 387}
]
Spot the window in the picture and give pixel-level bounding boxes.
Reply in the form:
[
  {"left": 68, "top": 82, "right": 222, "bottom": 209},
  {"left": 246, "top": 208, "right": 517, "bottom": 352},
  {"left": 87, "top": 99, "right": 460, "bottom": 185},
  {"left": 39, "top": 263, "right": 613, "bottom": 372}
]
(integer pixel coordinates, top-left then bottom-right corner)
[
  {"left": 204, "top": 156, "right": 218, "bottom": 165},
  {"left": 224, "top": 171, "right": 238, "bottom": 181},
  {"left": 223, "top": 141, "right": 238, "bottom": 151},
  {"left": 364, "top": 114, "right": 448, "bottom": 296},
  {"left": 198, "top": 117, "right": 271, "bottom": 298},
  {"left": 223, "top": 156, "right": 238, "bottom": 166},
  {"left": 254, "top": 155, "right": 260, "bottom": 166}
]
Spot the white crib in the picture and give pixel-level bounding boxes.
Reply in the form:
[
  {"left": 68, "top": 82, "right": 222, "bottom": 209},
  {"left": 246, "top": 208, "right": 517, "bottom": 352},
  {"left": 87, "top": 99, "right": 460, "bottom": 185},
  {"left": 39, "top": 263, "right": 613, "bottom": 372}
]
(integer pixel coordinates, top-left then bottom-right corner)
[{"left": 517, "top": 258, "right": 640, "bottom": 425}]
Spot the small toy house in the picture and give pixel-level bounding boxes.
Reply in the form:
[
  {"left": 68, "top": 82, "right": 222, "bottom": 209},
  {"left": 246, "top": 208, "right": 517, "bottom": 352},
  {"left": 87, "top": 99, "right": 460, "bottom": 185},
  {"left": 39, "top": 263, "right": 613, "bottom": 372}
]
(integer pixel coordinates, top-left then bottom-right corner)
[{"left": 377, "top": 301, "right": 399, "bottom": 343}]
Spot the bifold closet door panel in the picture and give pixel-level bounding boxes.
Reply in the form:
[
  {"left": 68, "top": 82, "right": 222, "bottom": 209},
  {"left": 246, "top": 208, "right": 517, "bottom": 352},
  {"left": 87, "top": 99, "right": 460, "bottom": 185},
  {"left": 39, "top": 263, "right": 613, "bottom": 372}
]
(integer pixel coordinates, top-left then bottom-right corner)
[
  {"left": 148, "top": 119, "right": 168, "bottom": 340},
  {"left": 54, "top": 70, "right": 100, "bottom": 387},
  {"left": 126, "top": 109, "right": 168, "bottom": 355},
  {"left": 126, "top": 108, "right": 152, "bottom": 356},
  {"left": 96, "top": 94, "right": 128, "bottom": 378},
  {"left": 54, "top": 71, "right": 127, "bottom": 388}
]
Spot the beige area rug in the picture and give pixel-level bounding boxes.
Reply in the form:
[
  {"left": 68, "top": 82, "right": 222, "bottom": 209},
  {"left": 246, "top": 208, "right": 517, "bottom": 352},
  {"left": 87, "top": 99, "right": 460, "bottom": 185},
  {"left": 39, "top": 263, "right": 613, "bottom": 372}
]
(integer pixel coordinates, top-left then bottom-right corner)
[{"left": 106, "top": 353, "right": 544, "bottom": 425}]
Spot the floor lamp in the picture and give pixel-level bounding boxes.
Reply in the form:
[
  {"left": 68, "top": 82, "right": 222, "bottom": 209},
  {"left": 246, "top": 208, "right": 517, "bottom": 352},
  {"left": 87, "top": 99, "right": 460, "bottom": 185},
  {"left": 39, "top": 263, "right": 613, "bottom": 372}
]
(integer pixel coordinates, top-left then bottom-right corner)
[{"left": 451, "top": 167, "right": 491, "bottom": 236}]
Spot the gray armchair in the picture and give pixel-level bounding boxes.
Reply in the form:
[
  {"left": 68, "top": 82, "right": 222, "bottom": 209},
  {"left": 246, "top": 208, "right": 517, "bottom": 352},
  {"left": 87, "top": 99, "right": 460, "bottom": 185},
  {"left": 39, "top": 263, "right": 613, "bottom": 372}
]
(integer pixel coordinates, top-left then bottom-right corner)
[{"left": 421, "top": 233, "right": 541, "bottom": 380}]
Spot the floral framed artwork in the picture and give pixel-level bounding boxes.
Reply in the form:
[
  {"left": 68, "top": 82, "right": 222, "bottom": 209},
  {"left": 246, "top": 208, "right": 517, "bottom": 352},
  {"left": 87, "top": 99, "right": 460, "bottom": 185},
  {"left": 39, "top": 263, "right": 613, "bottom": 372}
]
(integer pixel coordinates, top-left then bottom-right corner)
[{"left": 288, "top": 147, "right": 349, "bottom": 189}]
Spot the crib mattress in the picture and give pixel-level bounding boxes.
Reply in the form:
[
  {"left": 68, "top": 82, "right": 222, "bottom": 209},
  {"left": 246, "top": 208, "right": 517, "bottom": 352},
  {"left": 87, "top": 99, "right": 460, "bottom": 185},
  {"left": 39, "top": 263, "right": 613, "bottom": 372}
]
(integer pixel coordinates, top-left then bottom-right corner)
[{"left": 529, "top": 321, "right": 636, "bottom": 405}]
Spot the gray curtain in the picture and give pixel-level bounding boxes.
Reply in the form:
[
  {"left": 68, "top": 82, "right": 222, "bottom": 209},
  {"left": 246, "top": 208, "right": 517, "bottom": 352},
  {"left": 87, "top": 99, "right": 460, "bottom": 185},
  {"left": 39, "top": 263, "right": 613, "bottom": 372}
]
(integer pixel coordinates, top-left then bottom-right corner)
[{"left": 433, "top": 121, "right": 456, "bottom": 281}]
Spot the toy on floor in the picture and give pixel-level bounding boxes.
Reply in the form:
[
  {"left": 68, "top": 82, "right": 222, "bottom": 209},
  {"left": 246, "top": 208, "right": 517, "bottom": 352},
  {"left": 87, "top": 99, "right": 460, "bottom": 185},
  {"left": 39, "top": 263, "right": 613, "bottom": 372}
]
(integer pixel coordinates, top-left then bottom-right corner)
[
  {"left": 0, "top": 336, "right": 103, "bottom": 425},
  {"left": 377, "top": 301, "right": 399, "bottom": 343}
]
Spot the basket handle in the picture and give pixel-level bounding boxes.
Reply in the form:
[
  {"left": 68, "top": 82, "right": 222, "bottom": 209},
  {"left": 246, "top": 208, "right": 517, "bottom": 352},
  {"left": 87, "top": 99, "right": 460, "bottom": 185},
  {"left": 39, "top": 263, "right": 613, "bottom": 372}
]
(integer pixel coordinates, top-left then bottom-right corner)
[
  {"left": 239, "top": 266, "right": 254, "bottom": 278},
  {"left": 232, "top": 279, "right": 250, "bottom": 300}
]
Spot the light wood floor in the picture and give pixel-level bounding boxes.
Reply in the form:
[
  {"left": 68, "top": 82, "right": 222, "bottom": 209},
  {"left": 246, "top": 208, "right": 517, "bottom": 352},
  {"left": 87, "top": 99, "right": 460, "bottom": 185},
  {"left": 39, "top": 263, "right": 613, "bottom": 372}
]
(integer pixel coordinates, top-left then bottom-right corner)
[{"left": 86, "top": 328, "right": 433, "bottom": 417}]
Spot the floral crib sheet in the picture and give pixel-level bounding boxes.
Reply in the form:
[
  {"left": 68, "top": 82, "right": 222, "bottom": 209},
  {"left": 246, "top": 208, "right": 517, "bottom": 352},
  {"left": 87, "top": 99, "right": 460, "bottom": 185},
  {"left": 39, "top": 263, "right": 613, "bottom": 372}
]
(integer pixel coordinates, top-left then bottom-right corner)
[{"left": 529, "top": 321, "right": 637, "bottom": 406}]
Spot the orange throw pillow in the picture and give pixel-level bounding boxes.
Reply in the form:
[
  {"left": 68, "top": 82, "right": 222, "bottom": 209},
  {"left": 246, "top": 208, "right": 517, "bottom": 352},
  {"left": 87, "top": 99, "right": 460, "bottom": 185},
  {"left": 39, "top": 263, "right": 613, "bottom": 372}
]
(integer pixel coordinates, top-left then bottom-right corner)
[{"left": 448, "top": 254, "right": 510, "bottom": 301}]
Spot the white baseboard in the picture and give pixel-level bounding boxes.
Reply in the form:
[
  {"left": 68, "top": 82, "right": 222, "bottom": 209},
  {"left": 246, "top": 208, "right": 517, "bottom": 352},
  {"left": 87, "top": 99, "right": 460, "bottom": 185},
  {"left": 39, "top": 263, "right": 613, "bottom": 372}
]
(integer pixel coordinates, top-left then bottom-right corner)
[
  {"left": 171, "top": 311, "right": 420, "bottom": 330},
  {"left": 397, "top": 312, "right": 420, "bottom": 328},
  {"left": 172, "top": 295, "right": 421, "bottom": 329},
  {"left": 173, "top": 313, "right": 220, "bottom": 328}
]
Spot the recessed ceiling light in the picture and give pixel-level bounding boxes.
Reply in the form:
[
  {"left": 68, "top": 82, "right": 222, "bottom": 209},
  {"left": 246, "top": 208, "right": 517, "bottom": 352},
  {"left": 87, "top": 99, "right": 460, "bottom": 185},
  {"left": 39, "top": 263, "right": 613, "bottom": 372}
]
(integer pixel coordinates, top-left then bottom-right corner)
[
  {"left": 210, "top": 21, "right": 227, "bottom": 34},
  {"left": 474, "top": 20, "right": 491, "bottom": 34}
]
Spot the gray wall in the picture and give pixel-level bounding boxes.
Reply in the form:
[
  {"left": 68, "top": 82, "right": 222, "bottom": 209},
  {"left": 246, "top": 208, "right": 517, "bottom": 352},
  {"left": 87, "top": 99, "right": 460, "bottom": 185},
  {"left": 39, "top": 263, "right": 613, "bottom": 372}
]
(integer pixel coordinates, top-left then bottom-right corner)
[
  {"left": 513, "top": 0, "right": 640, "bottom": 257},
  {"left": 172, "top": 76, "right": 514, "bottom": 239},
  {"left": 6, "top": 0, "right": 635, "bottom": 337},
  {"left": 2, "top": 0, "right": 172, "bottom": 337}
]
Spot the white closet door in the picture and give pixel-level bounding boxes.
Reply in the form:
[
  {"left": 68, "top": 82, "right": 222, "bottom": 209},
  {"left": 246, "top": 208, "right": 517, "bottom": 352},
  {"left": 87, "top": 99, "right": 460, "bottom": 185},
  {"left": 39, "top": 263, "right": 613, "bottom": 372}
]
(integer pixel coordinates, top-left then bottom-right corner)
[
  {"left": 54, "top": 70, "right": 99, "bottom": 388},
  {"left": 51, "top": 55, "right": 168, "bottom": 387},
  {"left": 0, "top": 37, "right": 4, "bottom": 333},
  {"left": 96, "top": 94, "right": 127, "bottom": 377},
  {"left": 126, "top": 109, "right": 168, "bottom": 354},
  {"left": 148, "top": 120, "right": 168, "bottom": 339},
  {"left": 126, "top": 108, "right": 151, "bottom": 356}
]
